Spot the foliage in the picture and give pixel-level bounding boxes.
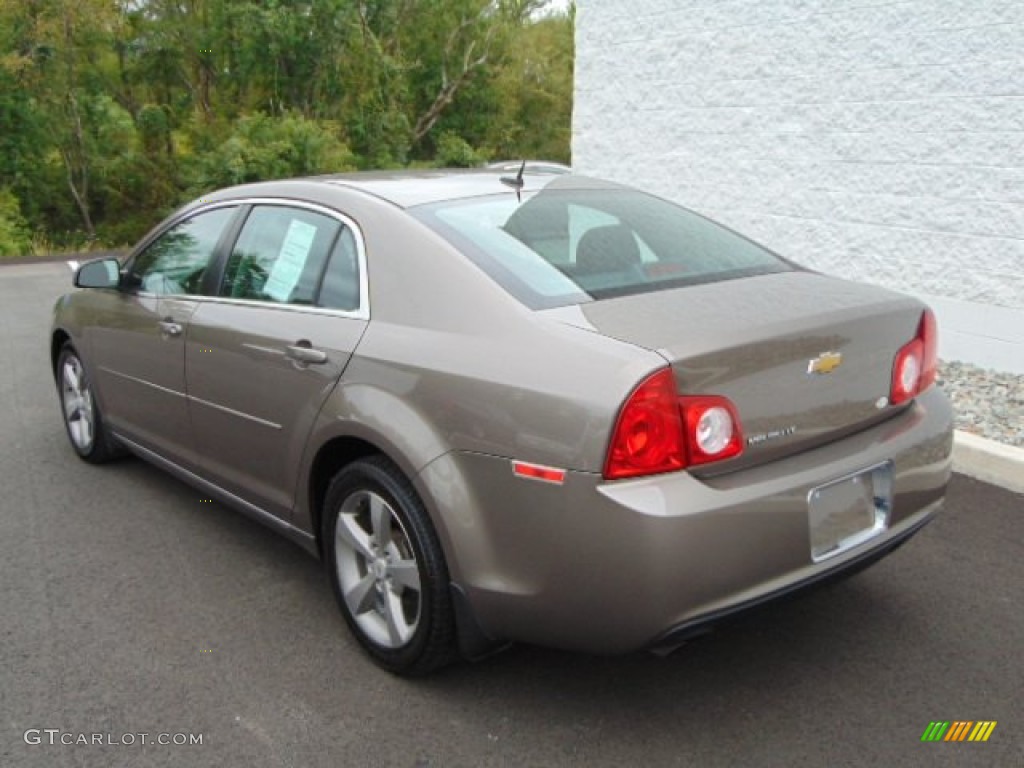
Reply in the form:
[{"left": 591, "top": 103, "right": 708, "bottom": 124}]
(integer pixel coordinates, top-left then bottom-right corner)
[
  {"left": 0, "top": 187, "right": 31, "bottom": 257},
  {"left": 184, "top": 113, "right": 357, "bottom": 193},
  {"left": 435, "top": 131, "right": 488, "bottom": 168},
  {"left": 0, "top": 0, "right": 574, "bottom": 251}
]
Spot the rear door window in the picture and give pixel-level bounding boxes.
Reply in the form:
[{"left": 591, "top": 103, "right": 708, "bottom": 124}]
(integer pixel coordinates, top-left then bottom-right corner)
[
  {"left": 220, "top": 206, "right": 340, "bottom": 305},
  {"left": 317, "top": 226, "right": 361, "bottom": 311}
]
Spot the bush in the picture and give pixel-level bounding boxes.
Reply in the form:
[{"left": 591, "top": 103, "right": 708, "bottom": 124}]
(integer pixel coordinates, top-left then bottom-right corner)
[
  {"left": 0, "top": 188, "right": 31, "bottom": 257},
  {"left": 185, "top": 113, "right": 357, "bottom": 194},
  {"left": 434, "top": 131, "right": 486, "bottom": 168}
]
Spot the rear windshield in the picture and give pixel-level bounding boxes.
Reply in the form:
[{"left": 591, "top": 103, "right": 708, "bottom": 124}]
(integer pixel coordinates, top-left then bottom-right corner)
[{"left": 411, "top": 186, "right": 792, "bottom": 309}]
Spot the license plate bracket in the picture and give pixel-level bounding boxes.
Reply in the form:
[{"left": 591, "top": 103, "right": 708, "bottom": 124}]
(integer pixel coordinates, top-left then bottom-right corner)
[{"left": 808, "top": 463, "right": 893, "bottom": 562}]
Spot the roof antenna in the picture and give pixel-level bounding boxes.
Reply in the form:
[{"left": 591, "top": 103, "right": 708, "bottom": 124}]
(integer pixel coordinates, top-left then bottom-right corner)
[{"left": 499, "top": 160, "right": 526, "bottom": 202}]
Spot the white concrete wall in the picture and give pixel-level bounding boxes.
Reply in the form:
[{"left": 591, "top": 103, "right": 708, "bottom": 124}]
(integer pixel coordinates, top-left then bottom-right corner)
[{"left": 573, "top": 0, "right": 1024, "bottom": 373}]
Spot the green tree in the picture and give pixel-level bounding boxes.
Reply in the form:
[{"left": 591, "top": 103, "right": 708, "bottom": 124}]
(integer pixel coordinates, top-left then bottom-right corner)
[
  {"left": 481, "top": 9, "right": 573, "bottom": 163},
  {"left": 0, "top": 0, "right": 574, "bottom": 249},
  {"left": 0, "top": 187, "right": 31, "bottom": 257},
  {"left": 435, "top": 130, "right": 487, "bottom": 167},
  {"left": 184, "top": 112, "right": 357, "bottom": 193}
]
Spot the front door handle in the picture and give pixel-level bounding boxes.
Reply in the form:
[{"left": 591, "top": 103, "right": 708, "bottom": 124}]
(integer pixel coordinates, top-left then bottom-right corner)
[
  {"left": 286, "top": 342, "right": 327, "bottom": 365},
  {"left": 158, "top": 319, "right": 183, "bottom": 337}
]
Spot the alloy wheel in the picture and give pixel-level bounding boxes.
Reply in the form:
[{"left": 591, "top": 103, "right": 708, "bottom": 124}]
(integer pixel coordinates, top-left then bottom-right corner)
[
  {"left": 334, "top": 489, "right": 422, "bottom": 649},
  {"left": 61, "top": 355, "right": 95, "bottom": 453}
]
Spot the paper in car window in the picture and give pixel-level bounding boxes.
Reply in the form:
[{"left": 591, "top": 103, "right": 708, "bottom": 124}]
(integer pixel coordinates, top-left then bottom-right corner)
[{"left": 263, "top": 219, "right": 318, "bottom": 302}]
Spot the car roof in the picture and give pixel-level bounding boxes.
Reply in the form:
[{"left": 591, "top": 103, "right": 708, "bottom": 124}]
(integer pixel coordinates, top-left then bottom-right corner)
[
  {"left": 486, "top": 160, "right": 572, "bottom": 174},
  {"left": 316, "top": 168, "right": 572, "bottom": 208},
  {"left": 191, "top": 170, "right": 629, "bottom": 215}
]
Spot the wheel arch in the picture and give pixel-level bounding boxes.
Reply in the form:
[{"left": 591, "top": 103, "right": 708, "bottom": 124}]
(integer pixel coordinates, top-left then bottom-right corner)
[
  {"left": 306, "top": 434, "right": 383, "bottom": 558},
  {"left": 51, "top": 329, "right": 72, "bottom": 379},
  {"left": 305, "top": 429, "right": 503, "bottom": 661},
  {"left": 303, "top": 426, "right": 451, "bottom": 558},
  {"left": 301, "top": 379, "right": 454, "bottom": 549}
]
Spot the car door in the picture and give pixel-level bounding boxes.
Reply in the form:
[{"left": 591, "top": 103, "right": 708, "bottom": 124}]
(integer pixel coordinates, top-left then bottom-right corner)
[
  {"left": 185, "top": 202, "right": 368, "bottom": 520},
  {"left": 89, "top": 206, "right": 239, "bottom": 465}
]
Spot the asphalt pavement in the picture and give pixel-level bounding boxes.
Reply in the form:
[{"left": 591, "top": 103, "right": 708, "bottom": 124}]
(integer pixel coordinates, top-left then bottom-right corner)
[{"left": 1, "top": 260, "right": 1021, "bottom": 768}]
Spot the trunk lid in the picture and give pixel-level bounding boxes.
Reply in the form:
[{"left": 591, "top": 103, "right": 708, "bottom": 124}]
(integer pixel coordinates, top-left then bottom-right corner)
[{"left": 561, "top": 271, "right": 927, "bottom": 472}]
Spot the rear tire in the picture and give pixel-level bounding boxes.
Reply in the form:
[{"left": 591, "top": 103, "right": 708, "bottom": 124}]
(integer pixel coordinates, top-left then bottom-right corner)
[
  {"left": 322, "top": 456, "right": 456, "bottom": 675},
  {"left": 56, "top": 343, "right": 122, "bottom": 464}
]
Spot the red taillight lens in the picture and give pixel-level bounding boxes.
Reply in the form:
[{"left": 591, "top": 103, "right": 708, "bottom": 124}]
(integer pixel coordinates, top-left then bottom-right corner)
[
  {"left": 890, "top": 309, "right": 938, "bottom": 405},
  {"left": 604, "top": 369, "right": 743, "bottom": 480},
  {"left": 604, "top": 369, "right": 685, "bottom": 480}
]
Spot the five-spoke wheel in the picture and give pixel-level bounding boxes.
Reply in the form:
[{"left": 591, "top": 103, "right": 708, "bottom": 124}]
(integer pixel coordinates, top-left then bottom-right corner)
[
  {"left": 334, "top": 489, "right": 423, "bottom": 648},
  {"left": 323, "top": 456, "right": 455, "bottom": 675},
  {"left": 60, "top": 352, "right": 95, "bottom": 454},
  {"left": 56, "top": 343, "right": 121, "bottom": 463}
]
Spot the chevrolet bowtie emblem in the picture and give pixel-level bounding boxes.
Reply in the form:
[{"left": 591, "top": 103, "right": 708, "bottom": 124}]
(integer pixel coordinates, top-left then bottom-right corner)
[{"left": 807, "top": 351, "right": 843, "bottom": 375}]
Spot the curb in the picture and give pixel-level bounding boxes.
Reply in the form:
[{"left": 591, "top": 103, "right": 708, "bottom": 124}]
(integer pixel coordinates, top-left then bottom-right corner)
[{"left": 953, "top": 430, "right": 1024, "bottom": 495}]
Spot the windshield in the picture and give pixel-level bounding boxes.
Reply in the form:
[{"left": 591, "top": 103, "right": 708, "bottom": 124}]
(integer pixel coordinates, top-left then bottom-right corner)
[{"left": 411, "top": 186, "right": 793, "bottom": 310}]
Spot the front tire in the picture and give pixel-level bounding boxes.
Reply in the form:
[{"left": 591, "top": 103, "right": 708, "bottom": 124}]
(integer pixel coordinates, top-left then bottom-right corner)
[
  {"left": 56, "top": 343, "right": 122, "bottom": 463},
  {"left": 322, "top": 456, "right": 456, "bottom": 675}
]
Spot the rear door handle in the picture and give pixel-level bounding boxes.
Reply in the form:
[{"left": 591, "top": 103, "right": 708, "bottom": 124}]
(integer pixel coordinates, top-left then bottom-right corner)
[
  {"left": 158, "top": 320, "right": 183, "bottom": 337},
  {"left": 286, "top": 342, "right": 327, "bottom": 365}
]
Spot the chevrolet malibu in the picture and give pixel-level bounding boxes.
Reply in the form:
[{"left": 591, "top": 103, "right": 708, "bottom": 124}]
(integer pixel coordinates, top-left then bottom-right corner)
[{"left": 51, "top": 170, "right": 954, "bottom": 675}]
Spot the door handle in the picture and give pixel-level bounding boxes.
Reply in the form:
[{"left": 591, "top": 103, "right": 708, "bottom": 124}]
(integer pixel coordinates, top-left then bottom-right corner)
[
  {"left": 286, "top": 342, "right": 327, "bottom": 365},
  {"left": 158, "top": 319, "right": 183, "bottom": 337}
]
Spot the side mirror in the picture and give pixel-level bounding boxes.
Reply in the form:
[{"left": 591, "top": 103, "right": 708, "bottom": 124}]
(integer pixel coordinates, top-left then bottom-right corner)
[{"left": 74, "top": 258, "right": 121, "bottom": 289}]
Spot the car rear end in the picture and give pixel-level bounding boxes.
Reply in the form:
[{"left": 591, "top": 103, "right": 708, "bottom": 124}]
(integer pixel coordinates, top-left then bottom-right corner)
[
  {"left": 437, "top": 384, "right": 950, "bottom": 654},
  {"left": 409, "top": 177, "right": 954, "bottom": 654}
]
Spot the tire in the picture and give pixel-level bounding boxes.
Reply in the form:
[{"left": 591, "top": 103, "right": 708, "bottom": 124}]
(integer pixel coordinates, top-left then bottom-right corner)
[
  {"left": 322, "top": 455, "right": 456, "bottom": 675},
  {"left": 56, "top": 343, "right": 122, "bottom": 464}
]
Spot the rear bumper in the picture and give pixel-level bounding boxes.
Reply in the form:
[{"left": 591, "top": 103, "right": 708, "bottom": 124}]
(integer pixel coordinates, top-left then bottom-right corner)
[
  {"left": 417, "top": 386, "right": 954, "bottom": 655},
  {"left": 646, "top": 506, "right": 936, "bottom": 655}
]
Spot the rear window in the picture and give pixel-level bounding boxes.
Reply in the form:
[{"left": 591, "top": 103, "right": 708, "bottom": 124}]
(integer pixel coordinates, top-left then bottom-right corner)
[{"left": 411, "top": 187, "right": 792, "bottom": 309}]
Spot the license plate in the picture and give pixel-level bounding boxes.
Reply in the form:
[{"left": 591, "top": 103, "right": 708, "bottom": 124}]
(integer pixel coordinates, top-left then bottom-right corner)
[{"left": 808, "top": 463, "right": 892, "bottom": 562}]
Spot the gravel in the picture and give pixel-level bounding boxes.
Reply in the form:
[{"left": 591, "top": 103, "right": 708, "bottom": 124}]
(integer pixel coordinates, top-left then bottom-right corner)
[{"left": 938, "top": 360, "right": 1024, "bottom": 448}]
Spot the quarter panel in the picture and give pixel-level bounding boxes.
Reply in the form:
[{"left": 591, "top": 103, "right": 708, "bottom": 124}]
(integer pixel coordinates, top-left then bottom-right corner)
[
  {"left": 293, "top": 383, "right": 457, "bottom": 542},
  {"left": 345, "top": 319, "right": 664, "bottom": 474},
  {"left": 291, "top": 317, "right": 662, "bottom": 567}
]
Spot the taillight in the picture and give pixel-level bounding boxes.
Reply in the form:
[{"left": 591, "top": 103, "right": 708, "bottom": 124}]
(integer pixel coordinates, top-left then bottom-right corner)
[
  {"left": 604, "top": 369, "right": 685, "bottom": 480},
  {"left": 604, "top": 368, "right": 743, "bottom": 480},
  {"left": 679, "top": 395, "right": 744, "bottom": 466},
  {"left": 890, "top": 309, "right": 937, "bottom": 405}
]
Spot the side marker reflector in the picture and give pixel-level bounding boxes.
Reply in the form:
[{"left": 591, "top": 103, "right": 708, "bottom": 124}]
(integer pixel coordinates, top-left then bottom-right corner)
[{"left": 512, "top": 461, "right": 566, "bottom": 485}]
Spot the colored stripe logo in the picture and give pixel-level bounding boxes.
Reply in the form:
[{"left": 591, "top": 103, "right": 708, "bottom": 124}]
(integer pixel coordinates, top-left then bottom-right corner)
[{"left": 921, "top": 721, "right": 997, "bottom": 742}]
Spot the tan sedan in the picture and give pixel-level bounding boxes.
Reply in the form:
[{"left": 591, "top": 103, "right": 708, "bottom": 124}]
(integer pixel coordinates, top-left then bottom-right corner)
[{"left": 51, "top": 170, "right": 954, "bottom": 674}]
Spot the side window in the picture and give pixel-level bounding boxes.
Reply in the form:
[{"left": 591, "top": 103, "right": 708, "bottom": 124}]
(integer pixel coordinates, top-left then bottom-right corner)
[
  {"left": 129, "top": 207, "right": 237, "bottom": 295},
  {"left": 220, "top": 206, "right": 339, "bottom": 305},
  {"left": 317, "top": 226, "right": 361, "bottom": 311}
]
